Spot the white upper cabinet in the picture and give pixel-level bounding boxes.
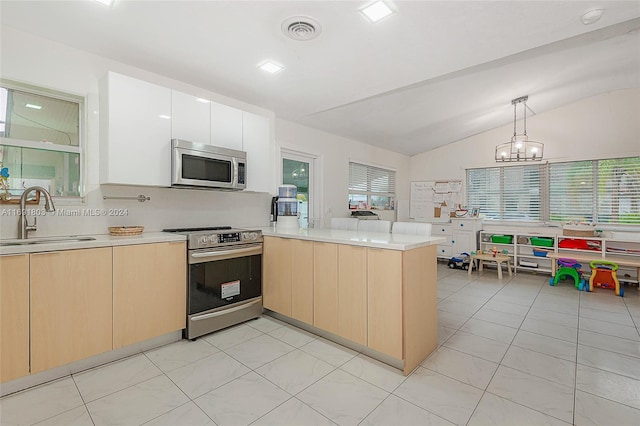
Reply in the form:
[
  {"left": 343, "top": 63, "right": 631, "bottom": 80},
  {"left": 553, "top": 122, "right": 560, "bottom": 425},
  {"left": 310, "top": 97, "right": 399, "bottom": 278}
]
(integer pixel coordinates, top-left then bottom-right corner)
[
  {"left": 210, "top": 102, "right": 243, "bottom": 151},
  {"left": 242, "top": 111, "right": 273, "bottom": 193},
  {"left": 100, "top": 71, "right": 273, "bottom": 190},
  {"left": 100, "top": 72, "right": 172, "bottom": 186},
  {"left": 171, "top": 91, "right": 210, "bottom": 145}
]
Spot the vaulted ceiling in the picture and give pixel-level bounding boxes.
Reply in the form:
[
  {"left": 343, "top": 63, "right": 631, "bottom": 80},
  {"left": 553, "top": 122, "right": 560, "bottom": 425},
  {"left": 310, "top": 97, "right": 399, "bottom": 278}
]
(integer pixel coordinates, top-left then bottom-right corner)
[{"left": 2, "top": 1, "right": 639, "bottom": 155}]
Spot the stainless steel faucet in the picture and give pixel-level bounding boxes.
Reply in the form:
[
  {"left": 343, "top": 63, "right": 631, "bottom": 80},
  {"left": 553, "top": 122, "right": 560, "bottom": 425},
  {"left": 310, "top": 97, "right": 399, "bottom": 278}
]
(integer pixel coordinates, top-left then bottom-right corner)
[{"left": 18, "top": 186, "right": 56, "bottom": 239}]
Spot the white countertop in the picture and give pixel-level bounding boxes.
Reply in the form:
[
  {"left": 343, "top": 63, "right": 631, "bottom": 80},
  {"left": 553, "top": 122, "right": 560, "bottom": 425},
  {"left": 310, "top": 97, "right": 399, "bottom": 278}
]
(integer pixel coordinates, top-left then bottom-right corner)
[
  {"left": 0, "top": 232, "right": 186, "bottom": 255},
  {"left": 261, "top": 226, "right": 445, "bottom": 251}
]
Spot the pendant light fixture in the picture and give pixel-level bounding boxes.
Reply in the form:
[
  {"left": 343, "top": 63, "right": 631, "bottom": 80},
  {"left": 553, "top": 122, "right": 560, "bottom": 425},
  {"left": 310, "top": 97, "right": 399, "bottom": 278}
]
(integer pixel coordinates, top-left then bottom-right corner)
[{"left": 495, "top": 95, "right": 544, "bottom": 162}]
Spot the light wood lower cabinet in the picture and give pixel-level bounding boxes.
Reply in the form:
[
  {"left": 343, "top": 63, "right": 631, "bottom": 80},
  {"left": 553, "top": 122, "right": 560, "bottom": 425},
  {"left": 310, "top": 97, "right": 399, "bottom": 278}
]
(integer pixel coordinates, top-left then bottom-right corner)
[
  {"left": 113, "top": 242, "right": 186, "bottom": 349},
  {"left": 1, "top": 254, "right": 30, "bottom": 383},
  {"left": 263, "top": 237, "right": 314, "bottom": 322},
  {"left": 30, "top": 248, "right": 113, "bottom": 374},
  {"left": 367, "top": 248, "right": 403, "bottom": 359},
  {"left": 338, "top": 245, "right": 367, "bottom": 345},
  {"left": 291, "top": 240, "right": 314, "bottom": 324},
  {"left": 313, "top": 242, "right": 338, "bottom": 334},
  {"left": 262, "top": 237, "right": 438, "bottom": 375},
  {"left": 263, "top": 237, "right": 292, "bottom": 316},
  {"left": 403, "top": 245, "right": 438, "bottom": 373}
]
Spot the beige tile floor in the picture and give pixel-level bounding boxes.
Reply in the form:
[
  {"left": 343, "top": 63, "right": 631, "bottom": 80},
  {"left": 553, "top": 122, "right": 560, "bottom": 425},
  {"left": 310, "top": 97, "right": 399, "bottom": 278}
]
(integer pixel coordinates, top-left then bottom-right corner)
[{"left": 2, "top": 264, "right": 639, "bottom": 425}]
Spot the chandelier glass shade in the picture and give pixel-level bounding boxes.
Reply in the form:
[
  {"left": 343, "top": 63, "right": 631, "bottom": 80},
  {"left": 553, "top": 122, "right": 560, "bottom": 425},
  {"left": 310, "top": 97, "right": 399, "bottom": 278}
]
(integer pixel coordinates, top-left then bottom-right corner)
[{"left": 495, "top": 96, "right": 544, "bottom": 162}]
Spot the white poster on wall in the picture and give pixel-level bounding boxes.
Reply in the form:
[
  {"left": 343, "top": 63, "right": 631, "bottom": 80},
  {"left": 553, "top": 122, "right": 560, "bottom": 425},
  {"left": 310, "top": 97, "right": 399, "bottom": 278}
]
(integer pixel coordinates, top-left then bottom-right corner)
[{"left": 409, "top": 180, "right": 463, "bottom": 222}]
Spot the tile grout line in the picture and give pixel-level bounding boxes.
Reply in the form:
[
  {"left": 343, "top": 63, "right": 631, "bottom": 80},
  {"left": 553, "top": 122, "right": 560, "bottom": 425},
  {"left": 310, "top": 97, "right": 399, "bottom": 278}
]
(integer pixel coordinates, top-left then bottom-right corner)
[
  {"left": 198, "top": 319, "right": 344, "bottom": 425},
  {"left": 139, "top": 350, "right": 218, "bottom": 426},
  {"left": 573, "top": 287, "right": 583, "bottom": 426},
  {"left": 464, "top": 275, "right": 548, "bottom": 425}
]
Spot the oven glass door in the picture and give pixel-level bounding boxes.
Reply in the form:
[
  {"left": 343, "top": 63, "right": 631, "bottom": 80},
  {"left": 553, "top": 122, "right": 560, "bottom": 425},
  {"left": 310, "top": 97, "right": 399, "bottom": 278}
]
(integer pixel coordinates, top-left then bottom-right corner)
[{"left": 188, "top": 245, "right": 262, "bottom": 315}]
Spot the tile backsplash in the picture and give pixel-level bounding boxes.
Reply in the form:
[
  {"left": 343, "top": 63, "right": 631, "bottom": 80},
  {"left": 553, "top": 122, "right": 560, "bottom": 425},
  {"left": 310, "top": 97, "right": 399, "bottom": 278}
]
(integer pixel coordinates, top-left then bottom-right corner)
[{"left": 0, "top": 185, "right": 272, "bottom": 239}]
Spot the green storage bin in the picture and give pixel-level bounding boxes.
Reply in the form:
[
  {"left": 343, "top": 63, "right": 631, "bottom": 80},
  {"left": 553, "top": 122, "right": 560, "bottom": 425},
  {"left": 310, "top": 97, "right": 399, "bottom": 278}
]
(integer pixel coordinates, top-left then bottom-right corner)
[
  {"left": 530, "top": 237, "right": 554, "bottom": 247},
  {"left": 491, "top": 235, "right": 513, "bottom": 244}
]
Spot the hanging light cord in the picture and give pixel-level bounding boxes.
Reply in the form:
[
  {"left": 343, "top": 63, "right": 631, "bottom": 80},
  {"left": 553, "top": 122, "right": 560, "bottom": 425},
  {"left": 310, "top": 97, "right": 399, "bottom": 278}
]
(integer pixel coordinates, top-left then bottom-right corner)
[
  {"left": 523, "top": 99, "right": 528, "bottom": 137},
  {"left": 513, "top": 101, "right": 517, "bottom": 139}
]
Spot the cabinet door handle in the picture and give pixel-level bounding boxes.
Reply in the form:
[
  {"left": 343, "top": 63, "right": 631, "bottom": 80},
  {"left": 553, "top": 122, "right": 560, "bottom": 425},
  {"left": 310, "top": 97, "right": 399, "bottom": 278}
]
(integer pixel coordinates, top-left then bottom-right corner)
[{"left": 31, "top": 251, "right": 61, "bottom": 256}]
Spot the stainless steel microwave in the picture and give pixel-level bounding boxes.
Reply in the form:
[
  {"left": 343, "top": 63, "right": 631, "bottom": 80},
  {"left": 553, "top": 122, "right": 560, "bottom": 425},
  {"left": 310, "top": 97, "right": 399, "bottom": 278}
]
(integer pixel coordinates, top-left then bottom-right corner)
[{"left": 171, "top": 139, "right": 246, "bottom": 190}]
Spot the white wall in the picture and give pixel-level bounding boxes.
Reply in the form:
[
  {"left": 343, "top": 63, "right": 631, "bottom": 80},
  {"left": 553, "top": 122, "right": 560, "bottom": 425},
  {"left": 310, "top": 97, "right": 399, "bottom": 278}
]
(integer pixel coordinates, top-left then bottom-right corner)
[
  {"left": 3, "top": 26, "right": 635, "bottom": 238},
  {"left": 0, "top": 26, "right": 279, "bottom": 239},
  {"left": 275, "top": 119, "right": 411, "bottom": 227},
  {"left": 410, "top": 89, "right": 640, "bottom": 185},
  {"left": 0, "top": 26, "right": 411, "bottom": 237}
]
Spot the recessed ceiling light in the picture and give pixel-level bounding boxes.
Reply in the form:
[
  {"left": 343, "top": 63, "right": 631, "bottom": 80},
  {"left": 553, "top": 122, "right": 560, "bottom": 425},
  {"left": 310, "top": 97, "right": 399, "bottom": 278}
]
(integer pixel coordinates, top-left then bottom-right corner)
[
  {"left": 581, "top": 8, "right": 604, "bottom": 25},
  {"left": 94, "top": 0, "right": 114, "bottom": 6},
  {"left": 25, "top": 103, "right": 42, "bottom": 110},
  {"left": 196, "top": 98, "right": 210, "bottom": 104},
  {"left": 258, "top": 61, "right": 285, "bottom": 74},
  {"left": 361, "top": 1, "right": 394, "bottom": 23},
  {"left": 158, "top": 114, "right": 171, "bottom": 120}
]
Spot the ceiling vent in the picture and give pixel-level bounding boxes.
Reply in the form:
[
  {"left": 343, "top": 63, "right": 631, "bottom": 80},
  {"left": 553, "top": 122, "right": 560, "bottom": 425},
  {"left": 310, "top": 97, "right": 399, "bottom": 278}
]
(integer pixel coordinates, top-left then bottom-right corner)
[{"left": 282, "top": 16, "right": 322, "bottom": 41}]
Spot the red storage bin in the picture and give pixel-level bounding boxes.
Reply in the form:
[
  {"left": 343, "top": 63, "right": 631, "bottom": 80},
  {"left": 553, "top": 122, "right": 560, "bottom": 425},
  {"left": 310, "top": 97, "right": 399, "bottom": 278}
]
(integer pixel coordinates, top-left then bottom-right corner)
[{"left": 558, "top": 239, "right": 601, "bottom": 251}]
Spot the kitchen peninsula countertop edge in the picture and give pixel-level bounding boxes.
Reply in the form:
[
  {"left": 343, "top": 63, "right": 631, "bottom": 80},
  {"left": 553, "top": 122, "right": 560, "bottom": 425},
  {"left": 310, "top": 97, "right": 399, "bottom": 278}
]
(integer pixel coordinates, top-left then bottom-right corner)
[{"left": 261, "top": 226, "right": 445, "bottom": 251}]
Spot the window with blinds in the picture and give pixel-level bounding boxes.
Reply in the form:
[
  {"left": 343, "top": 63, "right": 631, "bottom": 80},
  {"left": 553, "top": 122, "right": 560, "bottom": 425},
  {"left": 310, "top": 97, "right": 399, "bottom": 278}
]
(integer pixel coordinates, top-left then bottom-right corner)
[
  {"left": 348, "top": 162, "right": 396, "bottom": 210},
  {"left": 467, "top": 156, "right": 640, "bottom": 225},
  {"left": 467, "top": 165, "right": 541, "bottom": 220},
  {"left": 549, "top": 161, "right": 594, "bottom": 222},
  {"left": 597, "top": 157, "right": 640, "bottom": 224},
  {"left": 467, "top": 168, "right": 500, "bottom": 219}
]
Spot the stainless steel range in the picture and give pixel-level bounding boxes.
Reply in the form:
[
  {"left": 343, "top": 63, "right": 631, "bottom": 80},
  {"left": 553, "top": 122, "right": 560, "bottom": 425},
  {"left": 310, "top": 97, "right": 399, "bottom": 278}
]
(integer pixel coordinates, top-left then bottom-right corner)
[{"left": 163, "top": 226, "right": 263, "bottom": 340}]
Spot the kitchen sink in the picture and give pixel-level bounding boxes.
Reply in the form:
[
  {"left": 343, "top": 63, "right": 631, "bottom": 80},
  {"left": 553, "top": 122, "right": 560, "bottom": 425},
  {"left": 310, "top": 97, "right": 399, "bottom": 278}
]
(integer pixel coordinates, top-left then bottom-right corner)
[{"left": 0, "top": 236, "right": 96, "bottom": 246}]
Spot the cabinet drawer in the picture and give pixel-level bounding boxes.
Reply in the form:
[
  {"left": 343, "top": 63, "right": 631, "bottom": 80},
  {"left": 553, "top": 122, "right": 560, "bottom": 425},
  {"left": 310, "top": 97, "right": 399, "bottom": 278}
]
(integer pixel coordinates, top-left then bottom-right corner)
[
  {"left": 432, "top": 225, "right": 452, "bottom": 236},
  {"left": 436, "top": 245, "right": 452, "bottom": 257}
]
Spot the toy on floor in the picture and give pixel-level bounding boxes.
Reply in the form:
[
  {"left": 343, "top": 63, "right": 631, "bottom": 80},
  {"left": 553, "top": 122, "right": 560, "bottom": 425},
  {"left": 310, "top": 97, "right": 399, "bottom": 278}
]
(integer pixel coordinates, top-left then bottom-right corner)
[
  {"left": 587, "top": 260, "right": 623, "bottom": 297},
  {"left": 549, "top": 258, "right": 585, "bottom": 290},
  {"left": 448, "top": 252, "right": 472, "bottom": 270}
]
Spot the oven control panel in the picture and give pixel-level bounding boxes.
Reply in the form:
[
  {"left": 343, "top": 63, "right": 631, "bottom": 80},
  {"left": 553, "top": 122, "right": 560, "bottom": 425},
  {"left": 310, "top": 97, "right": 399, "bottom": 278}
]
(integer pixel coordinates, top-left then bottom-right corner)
[
  {"left": 218, "top": 232, "right": 241, "bottom": 243},
  {"left": 186, "top": 228, "right": 262, "bottom": 249}
]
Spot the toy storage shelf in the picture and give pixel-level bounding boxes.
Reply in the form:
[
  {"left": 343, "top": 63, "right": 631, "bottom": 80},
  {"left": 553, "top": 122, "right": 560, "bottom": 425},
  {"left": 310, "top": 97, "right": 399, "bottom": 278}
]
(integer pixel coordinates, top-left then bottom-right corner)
[
  {"left": 556, "top": 236, "right": 640, "bottom": 285},
  {"left": 479, "top": 230, "right": 640, "bottom": 285},
  {"left": 480, "top": 231, "right": 556, "bottom": 274}
]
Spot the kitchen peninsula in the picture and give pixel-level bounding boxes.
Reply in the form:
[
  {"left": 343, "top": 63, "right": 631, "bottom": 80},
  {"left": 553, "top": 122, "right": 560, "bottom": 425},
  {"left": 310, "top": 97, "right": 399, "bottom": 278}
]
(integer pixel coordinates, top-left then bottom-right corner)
[{"left": 261, "top": 227, "right": 445, "bottom": 375}]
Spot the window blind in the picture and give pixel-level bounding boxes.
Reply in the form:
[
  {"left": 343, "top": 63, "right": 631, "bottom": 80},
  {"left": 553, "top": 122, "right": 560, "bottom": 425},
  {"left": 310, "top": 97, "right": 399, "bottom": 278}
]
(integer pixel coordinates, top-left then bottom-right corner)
[
  {"left": 597, "top": 157, "right": 640, "bottom": 224},
  {"left": 348, "top": 162, "right": 396, "bottom": 197},
  {"left": 503, "top": 165, "right": 542, "bottom": 221},
  {"left": 549, "top": 161, "right": 594, "bottom": 222},
  {"left": 466, "top": 168, "right": 500, "bottom": 219},
  {"left": 467, "top": 156, "right": 639, "bottom": 225},
  {"left": 466, "top": 165, "right": 541, "bottom": 220}
]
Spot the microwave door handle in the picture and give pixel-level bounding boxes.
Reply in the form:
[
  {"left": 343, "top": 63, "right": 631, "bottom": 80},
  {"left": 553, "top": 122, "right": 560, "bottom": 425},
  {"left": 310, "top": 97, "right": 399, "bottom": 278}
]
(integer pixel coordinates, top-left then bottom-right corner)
[{"left": 232, "top": 157, "right": 238, "bottom": 186}]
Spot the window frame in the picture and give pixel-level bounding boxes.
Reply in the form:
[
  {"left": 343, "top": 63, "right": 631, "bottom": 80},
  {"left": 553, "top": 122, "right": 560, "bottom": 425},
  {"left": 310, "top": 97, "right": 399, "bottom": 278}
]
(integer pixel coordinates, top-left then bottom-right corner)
[
  {"left": 0, "top": 78, "right": 85, "bottom": 203},
  {"left": 348, "top": 161, "right": 396, "bottom": 210}
]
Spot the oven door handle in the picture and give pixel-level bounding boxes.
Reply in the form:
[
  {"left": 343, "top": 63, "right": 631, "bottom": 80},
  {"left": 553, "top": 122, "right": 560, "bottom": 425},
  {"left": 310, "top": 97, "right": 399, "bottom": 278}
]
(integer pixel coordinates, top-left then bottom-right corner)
[
  {"left": 190, "top": 245, "right": 262, "bottom": 263},
  {"left": 191, "top": 299, "right": 262, "bottom": 322}
]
